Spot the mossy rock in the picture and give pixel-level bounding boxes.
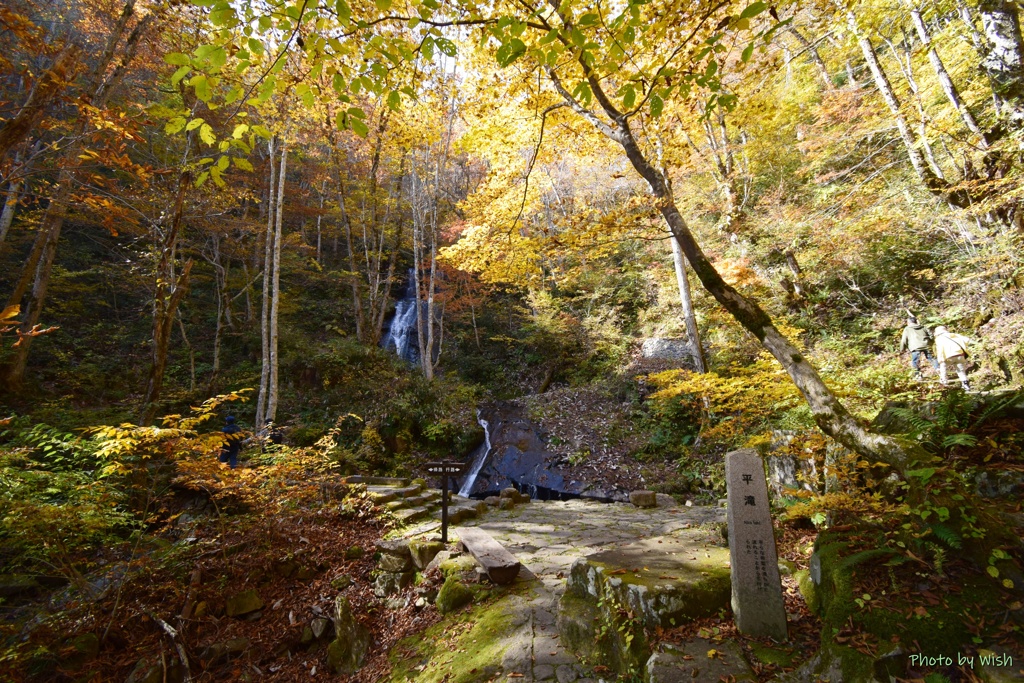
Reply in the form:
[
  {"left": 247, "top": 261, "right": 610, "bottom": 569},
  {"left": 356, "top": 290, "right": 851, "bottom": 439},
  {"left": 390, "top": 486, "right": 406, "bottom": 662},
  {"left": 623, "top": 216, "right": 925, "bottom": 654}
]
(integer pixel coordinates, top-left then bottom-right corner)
[
  {"left": 436, "top": 576, "right": 474, "bottom": 614},
  {"left": 749, "top": 643, "right": 797, "bottom": 668},
  {"left": 793, "top": 568, "right": 818, "bottom": 613},
  {"left": 345, "top": 545, "right": 366, "bottom": 560},
  {"left": 438, "top": 554, "right": 477, "bottom": 578},
  {"left": 225, "top": 589, "right": 264, "bottom": 617},
  {"left": 388, "top": 587, "right": 529, "bottom": 683}
]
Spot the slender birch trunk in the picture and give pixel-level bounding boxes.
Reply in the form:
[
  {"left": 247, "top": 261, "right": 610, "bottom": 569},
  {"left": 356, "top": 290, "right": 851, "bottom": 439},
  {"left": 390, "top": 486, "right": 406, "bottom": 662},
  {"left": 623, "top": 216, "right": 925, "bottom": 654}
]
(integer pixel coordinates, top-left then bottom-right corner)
[
  {"left": 255, "top": 137, "right": 276, "bottom": 428},
  {"left": 266, "top": 140, "right": 287, "bottom": 425},
  {"left": 910, "top": 7, "right": 987, "bottom": 144},
  {"left": 670, "top": 237, "right": 707, "bottom": 372}
]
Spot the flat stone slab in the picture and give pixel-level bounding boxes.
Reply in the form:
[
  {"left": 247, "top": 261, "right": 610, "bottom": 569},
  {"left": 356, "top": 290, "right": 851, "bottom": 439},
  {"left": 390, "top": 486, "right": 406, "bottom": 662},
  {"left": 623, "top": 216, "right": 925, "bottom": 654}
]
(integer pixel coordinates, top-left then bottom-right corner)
[
  {"left": 646, "top": 640, "right": 756, "bottom": 683},
  {"left": 565, "top": 532, "right": 731, "bottom": 630},
  {"left": 456, "top": 527, "right": 521, "bottom": 585}
]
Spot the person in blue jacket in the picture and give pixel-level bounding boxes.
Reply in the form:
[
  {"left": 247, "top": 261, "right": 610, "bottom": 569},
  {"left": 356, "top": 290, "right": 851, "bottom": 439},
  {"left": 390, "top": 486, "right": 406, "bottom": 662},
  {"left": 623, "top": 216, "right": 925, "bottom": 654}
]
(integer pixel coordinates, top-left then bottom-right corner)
[{"left": 219, "top": 415, "right": 243, "bottom": 468}]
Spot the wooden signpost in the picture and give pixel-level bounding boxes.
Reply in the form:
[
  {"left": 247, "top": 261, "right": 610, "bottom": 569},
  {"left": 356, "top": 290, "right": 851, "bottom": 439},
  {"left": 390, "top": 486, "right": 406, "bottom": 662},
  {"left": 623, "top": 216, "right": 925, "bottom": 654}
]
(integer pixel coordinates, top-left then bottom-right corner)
[{"left": 423, "top": 461, "right": 467, "bottom": 543}]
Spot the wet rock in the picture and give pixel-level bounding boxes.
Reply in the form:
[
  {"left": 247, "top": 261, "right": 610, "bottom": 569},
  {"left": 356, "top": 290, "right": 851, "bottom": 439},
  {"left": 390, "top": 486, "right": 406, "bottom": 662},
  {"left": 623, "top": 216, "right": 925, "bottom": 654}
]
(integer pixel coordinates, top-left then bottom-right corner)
[
  {"left": 629, "top": 491, "right": 657, "bottom": 508},
  {"left": 654, "top": 493, "right": 678, "bottom": 508},
  {"left": 640, "top": 338, "right": 693, "bottom": 362},
  {"left": 646, "top": 640, "right": 756, "bottom": 683},
  {"left": 409, "top": 540, "right": 445, "bottom": 569},
  {"left": 71, "top": 632, "right": 100, "bottom": 661},
  {"left": 311, "top": 616, "right": 331, "bottom": 639},
  {"left": 125, "top": 657, "right": 184, "bottom": 683},
  {"left": 295, "top": 565, "right": 317, "bottom": 580},
  {"left": 425, "top": 550, "right": 453, "bottom": 574},
  {"left": 373, "top": 570, "right": 414, "bottom": 597},
  {"left": 500, "top": 487, "right": 519, "bottom": 499},
  {"left": 327, "top": 595, "right": 370, "bottom": 674},
  {"left": 485, "top": 496, "right": 501, "bottom": 506},
  {"left": 436, "top": 576, "right": 474, "bottom": 614},
  {"left": 378, "top": 552, "right": 413, "bottom": 572},
  {"left": 498, "top": 498, "right": 515, "bottom": 510},
  {"left": 975, "top": 469, "right": 1024, "bottom": 499},
  {"left": 199, "top": 637, "right": 250, "bottom": 664},
  {"left": 225, "top": 589, "right": 263, "bottom": 617}
]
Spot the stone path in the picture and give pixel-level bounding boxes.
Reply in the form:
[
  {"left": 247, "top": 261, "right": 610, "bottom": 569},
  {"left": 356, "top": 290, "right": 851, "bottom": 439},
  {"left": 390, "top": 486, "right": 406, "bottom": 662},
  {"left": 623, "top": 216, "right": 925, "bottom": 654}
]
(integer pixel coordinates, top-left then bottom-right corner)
[{"left": 443, "top": 498, "right": 727, "bottom": 682}]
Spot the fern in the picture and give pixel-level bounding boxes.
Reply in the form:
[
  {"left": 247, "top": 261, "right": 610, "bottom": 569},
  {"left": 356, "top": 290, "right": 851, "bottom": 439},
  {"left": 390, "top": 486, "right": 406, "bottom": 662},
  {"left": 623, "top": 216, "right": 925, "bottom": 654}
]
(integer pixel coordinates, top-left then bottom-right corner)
[
  {"left": 836, "top": 548, "right": 898, "bottom": 570},
  {"left": 928, "top": 523, "right": 962, "bottom": 550}
]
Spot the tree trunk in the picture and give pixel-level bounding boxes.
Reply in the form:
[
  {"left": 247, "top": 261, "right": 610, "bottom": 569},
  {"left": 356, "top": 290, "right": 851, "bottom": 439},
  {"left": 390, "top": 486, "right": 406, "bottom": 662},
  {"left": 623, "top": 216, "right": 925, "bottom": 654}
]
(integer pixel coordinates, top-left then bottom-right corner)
[
  {"left": 670, "top": 236, "right": 707, "bottom": 372},
  {"left": 850, "top": 13, "right": 933, "bottom": 184},
  {"left": 255, "top": 137, "right": 276, "bottom": 428},
  {"left": 0, "top": 178, "right": 24, "bottom": 247},
  {"left": 910, "top": 8, "right": 987, "bottom": 145},
  {"left": 266, "top": 140, "right": 287, "bottom": 425},
  {"left": 548, "top": 68, "right": 924, "bottom": 474},
  {"left": 336, "top": 173, "right": 366, "bottom": 343},
  {"left": 140, "top": 174, "right": 193, "bottom": 425},
  {"left": 787, "top": 26, "right": 832, "bottom": 89},
  {"left": 978, "top": 0, "right": 1024, "bottom": 124},
  {"left": 0, "top": 45, "right": 81, "bottom": 166}
]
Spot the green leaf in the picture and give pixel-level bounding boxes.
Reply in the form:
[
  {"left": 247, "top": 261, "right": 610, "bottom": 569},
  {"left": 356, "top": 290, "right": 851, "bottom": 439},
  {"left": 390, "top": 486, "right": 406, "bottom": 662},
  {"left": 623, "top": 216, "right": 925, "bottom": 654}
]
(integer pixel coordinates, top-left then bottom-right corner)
[
  {"left": 987, "top": 565, "right": 1000, "bottom": 578},
  {"left": 740, "top": 1, "right": 767, "bottom": 19},
  {"left": 622, "top": 84, "right": 635, "bottom": 109},
  {"left": 650, "top": 94, "right": 664, "bottom": 117},
  {"left": 210, "top": 166, "right": 226, "bottom": 188},
  {"left": 233, "top": 157, "right": 254, "bottom": 171},
  {"left": 171, "top": 66, "right": 192, "bottom": 86},
  {"left": 350, "top": 117, "right": 369, "bottom": 137},
  {"left": 165, "top": 52, "right": 191, "bottom": 66},
  {"left": 741, "top": 43, "right": 754, "bottom": 62},
  {"left": 348, "top": 106, "right": 366, "bottom": 119},
  {"left": 578, "top": 13, "right": 598, "bottom": 26},
  {"left": 335, "top": 0, "right": 351, "bottom": 24},
  {"left": 185, "top": 117, "right": 205, "bottom": 131},
  {"left": 232, "top": 123, "right": 249, "bottom": 139},
  {"left": 435, "top": 37, "right": 456, "bottom": 56},
  {"left": 195, "top": 171, "right": 210, "bottom": 187},
  {"left": 387, "top": 90, "right": 401, "bottom": 110},
  {"left": 165, "top": 117, "right": 187, "bottom": 134},
  {"left": 248, "top": 37, "right": 265, "bottom": 55},
  {"left": 210, "top": 7, "right": 236, "bottom": 26},
  {"left": 224, "top": 85, "right": 242, "bottom": 104},
  {"left": 200, "top": 123, "right": 216, "bottom": 145},
  {"left": 572, "top": 81, "right": 592, "bottom": 105},
  {"left": 375, "top": 0, "right": 392, "bottom": 10},
  {"left": 252, "top": 125, "right": 272, "bottom": 139},
  {"left": 216, "top": 155, "right": 230, "bottom": 171},
  {"left": 191, "top": 74, "right": 212, "bottom": 102}
]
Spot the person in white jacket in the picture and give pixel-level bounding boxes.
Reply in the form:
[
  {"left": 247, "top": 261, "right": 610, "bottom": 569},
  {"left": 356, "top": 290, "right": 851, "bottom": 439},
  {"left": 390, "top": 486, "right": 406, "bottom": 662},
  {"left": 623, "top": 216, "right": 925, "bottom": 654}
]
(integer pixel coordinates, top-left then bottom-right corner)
[{"left": 934, "top": 325, "right": 971, "bottom": 390}]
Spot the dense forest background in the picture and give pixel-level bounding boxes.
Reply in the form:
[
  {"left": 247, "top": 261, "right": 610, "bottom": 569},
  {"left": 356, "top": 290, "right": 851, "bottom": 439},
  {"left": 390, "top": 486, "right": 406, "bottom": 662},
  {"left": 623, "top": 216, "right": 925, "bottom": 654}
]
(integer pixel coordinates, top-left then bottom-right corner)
[{"left": 1, "top": 0, "right": 1023, "bottom": 678}]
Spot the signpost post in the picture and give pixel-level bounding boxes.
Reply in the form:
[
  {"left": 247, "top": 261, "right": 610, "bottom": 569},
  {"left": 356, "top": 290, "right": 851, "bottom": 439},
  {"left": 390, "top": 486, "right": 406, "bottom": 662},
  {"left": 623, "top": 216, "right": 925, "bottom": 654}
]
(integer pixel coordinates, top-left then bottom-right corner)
[{"left": 423, "top": 461, "right": 467, "bottom": 543}]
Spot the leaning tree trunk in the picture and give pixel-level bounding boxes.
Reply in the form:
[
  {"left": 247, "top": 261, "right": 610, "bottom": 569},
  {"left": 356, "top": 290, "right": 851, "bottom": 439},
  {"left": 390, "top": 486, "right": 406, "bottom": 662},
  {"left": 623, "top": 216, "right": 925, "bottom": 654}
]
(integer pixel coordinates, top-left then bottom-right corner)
[
  {"left": 548, "top": 67, "right": 925, "bottom": 474},
  {"left": 909, "top": 7, "right": 987, "bottom": 145},
  {"left": 670, "top": 236, "right": 707, "bottom": 372},
  {"left": 266, "top": 140, "right": 287, "bottom": 425},
  {"left": 255, "top": 137, "right": 276, "bottom": 428}
]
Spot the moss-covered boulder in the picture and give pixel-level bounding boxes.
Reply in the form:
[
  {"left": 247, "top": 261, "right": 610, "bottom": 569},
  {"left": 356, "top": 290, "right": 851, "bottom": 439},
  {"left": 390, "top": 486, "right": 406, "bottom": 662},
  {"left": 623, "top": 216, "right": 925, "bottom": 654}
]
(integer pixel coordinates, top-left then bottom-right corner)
[
  {"left": 646, "top": 640, "right": 757, "bottom": 683},
  {"left": 409, "top": 540, "right": 445, "bottom": 570},
  {"left": 225, "top": 589, "right": 263, "bottom": 617},
  {"left": 327, "top": 595, "right": 370, "bottom": 675},
  {"left": 436, "top": 576, "right": 474, "bottom": 614}
]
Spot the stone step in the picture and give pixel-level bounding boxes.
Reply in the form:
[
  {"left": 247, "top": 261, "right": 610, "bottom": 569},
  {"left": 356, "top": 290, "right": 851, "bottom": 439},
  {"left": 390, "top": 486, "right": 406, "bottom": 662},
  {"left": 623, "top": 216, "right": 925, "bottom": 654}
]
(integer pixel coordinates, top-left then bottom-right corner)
[
  {"left": 367, "top": 487, "right": 399, "bottom": 504},
  {"left": 405, "top": 492, "right": 435, "bottom": 507},
  {"left": 394, "top": 484, "right": 424, "bottom": 498},
  {"left": 384, "top": 500, "right": 407, "bottom": 512},
  {"left": 393, "top": 506, "right": 430, "bottom": 524},
  {"left": 344, "top": 475, "right": 409, "bottom": 486}
]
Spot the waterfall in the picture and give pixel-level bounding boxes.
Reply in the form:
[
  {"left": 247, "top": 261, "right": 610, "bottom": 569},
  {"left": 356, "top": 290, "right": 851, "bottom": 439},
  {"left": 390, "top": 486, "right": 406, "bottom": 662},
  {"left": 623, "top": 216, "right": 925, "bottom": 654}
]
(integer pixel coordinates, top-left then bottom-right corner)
[
  {"left": 381, "top": 270, "right": 421, "bottom": 364},
  {"left": 458, "top": 411, "right": 492, "bottom": 497}
]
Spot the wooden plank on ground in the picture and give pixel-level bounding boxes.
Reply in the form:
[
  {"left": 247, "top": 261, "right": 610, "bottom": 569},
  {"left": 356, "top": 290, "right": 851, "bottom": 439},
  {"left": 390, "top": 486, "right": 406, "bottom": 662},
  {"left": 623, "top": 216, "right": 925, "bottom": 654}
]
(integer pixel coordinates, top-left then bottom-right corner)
[{"left": 456, "top": 527, "right": 521, "bottom": 585}]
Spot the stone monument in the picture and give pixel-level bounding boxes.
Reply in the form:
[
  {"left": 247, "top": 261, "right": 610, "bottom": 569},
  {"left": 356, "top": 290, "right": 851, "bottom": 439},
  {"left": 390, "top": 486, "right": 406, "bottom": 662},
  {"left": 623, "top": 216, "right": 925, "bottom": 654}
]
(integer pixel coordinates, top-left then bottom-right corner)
[{"left": 725, "top": 448, "right": 788, "bottom": 640}]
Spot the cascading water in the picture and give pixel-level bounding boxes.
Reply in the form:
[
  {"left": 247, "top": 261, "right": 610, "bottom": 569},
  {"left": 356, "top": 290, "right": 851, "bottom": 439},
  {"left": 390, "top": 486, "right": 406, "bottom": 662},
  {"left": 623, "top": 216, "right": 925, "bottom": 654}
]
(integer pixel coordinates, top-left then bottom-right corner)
[
  {"left": 458, "top": 411, "right": 492, "bottom": 497},
  {"left": 381, "top": 270, "right": 421, "bottom": 365}
]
